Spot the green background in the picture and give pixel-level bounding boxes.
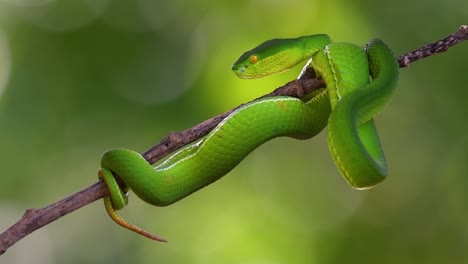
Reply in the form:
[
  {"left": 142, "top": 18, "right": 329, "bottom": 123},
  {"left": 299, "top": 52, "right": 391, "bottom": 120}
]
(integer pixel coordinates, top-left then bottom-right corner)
[{"left": 0, "top": 1, "right": 467, "bottom": 263}]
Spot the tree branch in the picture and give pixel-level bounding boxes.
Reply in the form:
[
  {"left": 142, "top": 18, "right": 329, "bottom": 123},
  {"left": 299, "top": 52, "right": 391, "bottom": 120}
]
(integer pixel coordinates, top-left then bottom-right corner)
[
  {"left": 1, "top": 24, "right": 466, "bottom": 255},
  {"left": 397, "top": 25, "right": 468, "bottom": 67}
]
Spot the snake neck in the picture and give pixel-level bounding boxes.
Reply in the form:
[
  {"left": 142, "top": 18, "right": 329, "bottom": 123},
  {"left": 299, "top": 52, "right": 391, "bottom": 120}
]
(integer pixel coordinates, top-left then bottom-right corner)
[
  {"left": 310, "top": 42, "right": 370, "bottom": 109},
  {"left": 299, "top": 34, "right": 332, "bottom": 58}
]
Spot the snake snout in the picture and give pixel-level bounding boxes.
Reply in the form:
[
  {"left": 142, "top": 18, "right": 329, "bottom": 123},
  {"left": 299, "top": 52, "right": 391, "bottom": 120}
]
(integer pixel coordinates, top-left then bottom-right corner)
[
  {"left": 232, "top": 64, "right": 246, "bottom": 73},
  {"left": 232, "top": 64, "right": 249, "bottom": 79}
]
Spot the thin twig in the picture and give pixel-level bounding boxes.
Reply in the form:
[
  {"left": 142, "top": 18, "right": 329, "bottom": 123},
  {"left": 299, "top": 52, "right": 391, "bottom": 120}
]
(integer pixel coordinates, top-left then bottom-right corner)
[
  {"left": 1, "top": 24, "right": 466, "bottom": 256},
  {"left": 398, "top": 25, "right": 468, "bottom": 67}
]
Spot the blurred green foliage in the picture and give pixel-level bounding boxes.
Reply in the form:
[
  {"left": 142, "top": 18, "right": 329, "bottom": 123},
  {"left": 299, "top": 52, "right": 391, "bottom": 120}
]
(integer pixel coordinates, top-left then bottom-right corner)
[{"left": 0, "top": 0, "right": 467, "bottom": 263}]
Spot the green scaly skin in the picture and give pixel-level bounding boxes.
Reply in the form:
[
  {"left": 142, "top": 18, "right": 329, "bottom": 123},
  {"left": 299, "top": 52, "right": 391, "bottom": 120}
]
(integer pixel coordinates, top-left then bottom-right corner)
[{"left": 98, "top": 34, "right": 399, "bottom": 241}]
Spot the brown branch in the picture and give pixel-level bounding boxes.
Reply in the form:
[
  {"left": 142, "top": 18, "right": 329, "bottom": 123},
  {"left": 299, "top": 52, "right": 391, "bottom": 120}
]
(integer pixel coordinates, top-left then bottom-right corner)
[
  {"left": 0, "top": 182, "right": 108, "bottom": 255},
  {"left": 398, "top": 24, "right": 468, "bottom": 67},
  {"left": 1, "top": 24, "right": 466, "bottom": 256}
]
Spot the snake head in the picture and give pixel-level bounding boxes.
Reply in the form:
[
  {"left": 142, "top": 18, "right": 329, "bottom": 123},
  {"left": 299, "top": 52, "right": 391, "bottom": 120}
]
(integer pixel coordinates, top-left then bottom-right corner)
[
  {"left": 231, "top": 38, "right": 300, "bottom": 79},
  {"left": 232, "top": 34, "right": 331, "bottom": 79}
]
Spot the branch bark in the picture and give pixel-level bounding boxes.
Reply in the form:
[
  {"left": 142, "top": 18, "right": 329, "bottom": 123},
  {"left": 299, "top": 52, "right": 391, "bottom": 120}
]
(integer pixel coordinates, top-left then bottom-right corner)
[{"left": 1, "top": 24, "right": 466, "bottom": 255}]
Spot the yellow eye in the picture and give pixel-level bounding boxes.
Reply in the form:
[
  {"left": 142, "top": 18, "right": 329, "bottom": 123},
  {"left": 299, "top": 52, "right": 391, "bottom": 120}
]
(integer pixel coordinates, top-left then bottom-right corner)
[{"left": 249, "top": 55, "right": 258, "bottom": 64}]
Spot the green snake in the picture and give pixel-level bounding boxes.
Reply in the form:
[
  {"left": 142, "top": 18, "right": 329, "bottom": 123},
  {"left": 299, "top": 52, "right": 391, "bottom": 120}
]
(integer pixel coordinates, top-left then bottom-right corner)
[{"left": 98, "top": 34, "right": 399, "bottom": 241}]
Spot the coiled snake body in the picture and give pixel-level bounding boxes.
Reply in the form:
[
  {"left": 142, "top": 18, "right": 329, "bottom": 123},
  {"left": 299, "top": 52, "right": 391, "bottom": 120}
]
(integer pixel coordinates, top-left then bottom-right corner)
[{"left": 98, "top": 34, "right": 398, "bottom": 241}]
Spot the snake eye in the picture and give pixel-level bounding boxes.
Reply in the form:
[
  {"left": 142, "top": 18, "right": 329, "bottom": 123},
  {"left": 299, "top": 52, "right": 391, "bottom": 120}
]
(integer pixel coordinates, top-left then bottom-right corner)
[{"left": 249, "top": 55, "right": 258, "bottom": 64}]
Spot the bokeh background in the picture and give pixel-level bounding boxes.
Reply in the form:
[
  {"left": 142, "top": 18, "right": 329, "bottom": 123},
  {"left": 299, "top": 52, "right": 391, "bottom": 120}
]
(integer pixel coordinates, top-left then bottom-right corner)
[{"left": 0, "top": 0, "right": 467, "bottom": 263}]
